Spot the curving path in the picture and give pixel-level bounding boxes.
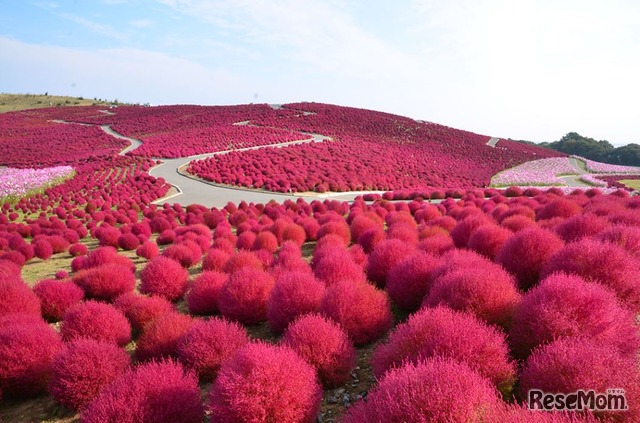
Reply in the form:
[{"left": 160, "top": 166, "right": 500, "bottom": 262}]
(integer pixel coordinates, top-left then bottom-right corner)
[
  {"left": 100, "top": 125, "right": 143, "bottom": 155},
  {"left": 486, "top": 137, "right": 500, "bottom": 147}
]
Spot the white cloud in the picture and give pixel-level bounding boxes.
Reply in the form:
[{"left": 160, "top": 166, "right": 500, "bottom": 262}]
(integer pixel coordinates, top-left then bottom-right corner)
[{"left": 130, "top": 19, "right": 154, "bottom": 29}]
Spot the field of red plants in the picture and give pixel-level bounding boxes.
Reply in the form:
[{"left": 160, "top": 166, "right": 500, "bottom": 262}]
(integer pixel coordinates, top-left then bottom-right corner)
[
  {"left": 1, "top": 101, "right": 639, "bottom": 422},
  {"left": 2, "top": 182, "right": 640, "bottom": 421}
]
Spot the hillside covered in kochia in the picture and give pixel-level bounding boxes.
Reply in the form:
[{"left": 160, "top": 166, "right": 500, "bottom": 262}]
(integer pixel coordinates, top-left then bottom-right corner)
[{"left": 520, "top": 132, "right": 640, "bottom": 167}]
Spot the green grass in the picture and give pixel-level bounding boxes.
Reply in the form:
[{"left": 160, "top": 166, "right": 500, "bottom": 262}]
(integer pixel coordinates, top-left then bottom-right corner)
[
  {"left": 0, "top": 93, "right": 114, "bottom": 113},
  {"left": 618, "top": 180, "right": 640, "bottom": 191}
]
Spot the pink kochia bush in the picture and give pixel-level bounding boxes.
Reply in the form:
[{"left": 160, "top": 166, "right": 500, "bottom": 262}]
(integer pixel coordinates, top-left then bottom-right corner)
[
  {"left": 208, "top": 342, "right": 322, "bottom": 423},
  {"left": 81, "top": 359, "right": 204, "bottom": 423},
  {"left": 33, "top": 278, "right": 84, "bottom": 321},
  {"left": 509, "top": 273, "right": 640, "bottom": 359},
  {"left": 0, "top": 278, "right": 41, "bottom": 317},
  {"left": 320, "top": 279, "right": 393, "bottom": 346},
  {"left": 371, "top": 306, "right": 516, "bottom": 396},
  {"left": 386, "top": 251, "right": 440, "bottom": 312},
  {"left": 496, "top": 227, "right": 564, "bottom": 290},
  {"left": 177, "top": 318, "right": 249, "bottom": 381},
  {"left": 49, "top": 339, "right": 130, "bottom": 410},
  {"left": 282, "top": 313, "right": 356, "bottom": 388},
  {"left": 113, "top": 292, "right": 174, "bottom": 332},
  {"left": 72, "top": 264, "right": 135, "bottom": 301},
  {"left": 135, "top": 240, "right": 159, "bottom": 260},
  {"left": 366, "top": 238, "right": 416, "bottom": 287},
  {"left": 540, "top": 239, "right": 640, "bottom": 311},
  {"left": 61, "top": 300, "right": 132, "bottom": 346},
  {"left": 519, "top": 338, "right": 640, "bottom": 422},
  {"left": 0, "top": 318, "right": 64, "bottom": 397},
  {"left": 140, "top": 256, "right": 190, "bottom": 301},
  {"left": 135, "top": 312, "right": 192, "bottom": 361},
  {"left": 423, "top": 264, "right": 521, "bottom": 329},
  {"left": 267, "top": 271, "right": 325, "bottom": 333},
  {"left": 185, "top": 271, "right": 228, "bottom": 316},
  {"left": 218, "top": 267, "right": 275, "bottom": 325},
  {"left": 341, "top": 358, "right": 503, "bottom": 423}
]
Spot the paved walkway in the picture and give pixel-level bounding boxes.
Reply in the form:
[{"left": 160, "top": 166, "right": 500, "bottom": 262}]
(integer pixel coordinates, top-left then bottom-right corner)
[
  {"left": 100, "top": 125, "right": 143, "bottom": 155},
  {"left": 486, "top": 137, "right": 500, "bottom": 147}
]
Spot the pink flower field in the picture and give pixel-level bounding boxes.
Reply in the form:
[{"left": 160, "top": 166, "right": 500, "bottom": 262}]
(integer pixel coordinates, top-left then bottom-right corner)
[
  {"left": 1, "top": 101, "right": 639, "bottom": 422},
  {"left": 0, "top": 166, "right": 74, "bottom": 198}
]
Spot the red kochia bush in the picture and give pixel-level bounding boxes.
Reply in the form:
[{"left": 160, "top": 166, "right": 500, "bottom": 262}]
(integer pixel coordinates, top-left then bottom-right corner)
[
  {"left": 554, "top": 213, "right": 609, "bottom": 242},
  {"left": 72, "top": 264, "right": 135, "bottom": 301},
  {"left": 33, "top": 239, "right": 54, "bottom": 260},
  {"left": 509, "top": 273, "right": 640, "bottom": 359},
  {"left": 135, "top": 312, "right": 192, "bottom": 362},
  {"left": 424, "top": 265, "right": 521, "bottom": 329},
  {"left": 540, "top": 239, "right": 640, "bottom": 311},
  {"left": 371, "top": 306, "right": 516, "bottom": 396},
  {"left": 386, "top": 251, "right": 440, "bottom": 312},
  {"left": 597, "top": 224, "right": 640, "bottom": 257},
  {"left": 33, "top": 279, "right": 84, "bottom": 321},
  {"left": 113, "top": 292, "right": 174, "bottom": 332},
  {"left": 341, "top": 358, "right": 503, "bottom": 423},
  {"left": 320, "top": 279, "right": 393, "bottom": 346},
  {"left": 49, "top": 339, "right": 130, "bottom": 410},
  {"left": 0, "top": 258, "right": 21, "bottom": 281},
  {"left": 282, "top": 313, "right": 356, "bottom": 387},
  {"left": 140, "top": 256, "right": 190, "bottom": 301},
  {"left": 162, "top": 243, "right": 201, "bottom": 268},
  {"left": 0, "top": 279, "right": 41, "bottom": 317},
  {"left": 177, "top": 318, "right": 249, "bottom": 381},
  {"left": 519, "top": 338, "right": 640, "bottom": 421},
  {"left": 61, "top": 300, "right": 131, "bottom": 346},
  {"left": 136, "top": 240, "right": 159, "bottom": 260},
  {"left": 467, "top": 224, "right": 512, "bottom": 260},
  {"left": 218, "top": 268, "right": 275, "bottom": 325},
  {"left": 202, "top": 248, "right": 231, "bottom": 272},
  {"left": 81, "top": 360, "right": 204, "bottom": 423},
  {"left": 253, "top": 231, "right": 279, "bottom": 253},
  {"left": 313, "top": 249, "right": 365, "bottom": 287},
  {"left": 450, "top": 214, "right": 492, "bottom": 248},
  {"left": 267, "top": 271, "right": 325, "bottom": 333},
  {"left": 496, "top": 227, "right": 564, "bottom": 290},
  {"left": 366, "top": 238, "right": 416, "bottom": 287},
  {"left": 208, "top": 342, "right": 322, "bottom": 423},
  {"left": 536, "top": 197, "right": 582, "bottom": 220},
  {"left": 185, "top": 271, "right": 228, "bottom": 315},
  {"left": 0, "top": 320, "right": 64, "bottom": 398},
  {"left": 117, "top": 232, "right": 140, "bottom": 251},
  {"left": 223, "top": 251, "right": 264, "bottom": 273}
]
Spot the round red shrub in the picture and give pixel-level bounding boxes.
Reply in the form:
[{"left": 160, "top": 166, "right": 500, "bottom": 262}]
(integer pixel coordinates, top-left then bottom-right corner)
[
  {"left": 48, "top": 235, "right": 70, "bottom": 253},
  {"left": 72, "top": 264, "right": 135, "bottom": 301},
  {"left": 540, "top": 239, "right": 640, "bottom": 310},
  {"left": 162, "top": 243, "right": 200, "bottom": 268},
  {"left": 33, "top": 279, "right": 84, "bottom": 321},
  {"left": 536, "top": 198, "right": 582, "bottom": 220},
  {"left": 0, "top": 258, "right": 21, "bottom": 281},
  {"left": 0, "top": 321, "right": 64, "bottom": 397},
  {"left": 282, "top": 313, "right": 356, "bottom": 387},
  {"left": 208, "top": 342, "right": 322, "bottom": 423},
  {"left": 135, "top": 240, "right": 159, "bottom": 260},
  {"left": 81, "top": 359, "right": 204, "bottom": 423},
  {"left": 267, "top": 271, "right": 325, "bottom": 333},
  {"left": 366, "top": 238, "right": 416, "bottom": 287},
  {"left": 224, "top": 251, "right": 264, "bottom": 274},
  {"left": 218, "top": 267, "right": 275, "bottom": 325},
  {"left": 71, "top": 255, "right": 87, "bottom": 272},
  {"left": 350, "top": 215, "right": 382, "bottom": 244},
  {"left": 281, "top": 223, "right": 306, "bottom": 246},
  {"left": 519, "top": 338, "right": 640, "bottom": 421},
  {"left": 342, "top": 358, "right": 503, "bottom": 423},
  {"left": 253, "top": 231, "right": 278, "bottom": 253},
  {"left": 235, "top": 230, "right": 256, "bottom": 251},
  {"left": 1, "top": 250, "right": 26, "bottom": 267},
  {"left": 84, "top": 246, "right": 135, "bottom": 272},
  {"left": 495, "top": 227, "right": 564, "bottom": 290},
  {"left": 450, "top": 214, "right": 492, "bottom": 248},
  {"left": 386, "top": 222, "right": 419, "bottom": 246},
  {"left": 371, "top": 306, "right": 516, "bottom": 396},
  {"left": 61, "top": 300, "right": 131, "bottom": 346},
  {"left": 135, "top": 312, "right": 192, "bottom": 361},
  {"left": 156, "top": 229, "right": 176, "bottom": 245},
  {"left": 509, "top": 272, "right": 640, "bottom": 359},
  {"left": 97, "top": 226, "right": 120, "bottom": 248},
  {"left": 424, "top": 265, "right": 521, "bottom": 329},
  {"left": 177, "top": 318, "right": 249, "bottom": 381},
  {"left": 357, "top": 226, "right": 386, "bottom": 253},
  {"left": 313, "top": 249, "right": 365, "bottom": 287},
  {"left": 0, "top": 278, "right": 41, "bottom": 318},
  {"left": 117, "top": 232, "right": 140, "bottom": 251},
  {"left": 386, "top": 251, "right": 440, "bottom": 312},
  {"left": 554, "top": 213, "right": 609, "bottom": 243},
  {"left": 33, "top": 239, "right": 54, "bottom": 260},
  {"left": 113, "top": 292, "right": 174, "bottom": 332},
  {"left": 201, "top": 248, "right": 230, "bottom": 272},
  {"left": 320, "top": 279, "right": 393, "bottom": 346},
  {"left": 500, "top": 214, "right": 538, "bottom": 232},
  {"left": 597, "top": 224, "right": 640, "bottom": 257},
  {"left": 467, "top": 224, "right": 512, "bottom": 260},
  {"left": 185, "top": 271, "right": 228, "bottom": 315},
  {"left": 49, "top": 339, "right": 130, "bottom": 410},
  {"left": 140, "top": 256, "right": 190, "bottom": 301}
]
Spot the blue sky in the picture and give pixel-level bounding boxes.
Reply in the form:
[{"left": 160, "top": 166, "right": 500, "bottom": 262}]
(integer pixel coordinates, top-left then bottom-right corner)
[{"left": 1, "top": 0, "right": 639, "bottom": 146}]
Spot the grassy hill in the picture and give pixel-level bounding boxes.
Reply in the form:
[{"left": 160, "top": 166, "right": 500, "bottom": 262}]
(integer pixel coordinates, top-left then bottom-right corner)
[{"left": 0, "top": 93, "right": 114, "bottom": 113}]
